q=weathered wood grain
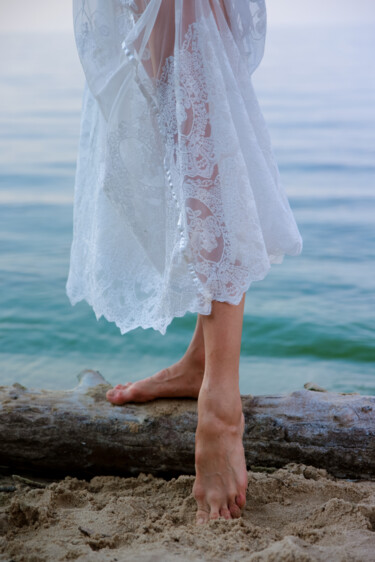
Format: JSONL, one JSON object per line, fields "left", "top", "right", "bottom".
{"left": 0, "top": 370, "right": 374, "bottom": 480}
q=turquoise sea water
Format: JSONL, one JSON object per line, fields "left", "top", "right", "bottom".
{"left": 0, "top": 25, "right": 374, "bottom": 394}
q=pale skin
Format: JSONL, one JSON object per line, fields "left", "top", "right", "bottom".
{"left": 107, "top": 3, "right": 247, "bottom": 523}
{"left": 106, "top": 295, "right": 248, "bottom": 524}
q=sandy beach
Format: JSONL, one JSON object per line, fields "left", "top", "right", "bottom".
{"left": 1, "top": 462, "right": 374, "bottom": 561}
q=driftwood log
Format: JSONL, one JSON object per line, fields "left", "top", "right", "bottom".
{"left": 0, "top": 370, "right": 374, "bottom": 480}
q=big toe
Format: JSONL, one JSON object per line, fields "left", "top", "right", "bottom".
{"left": 106, "top": 383, "right": 132, "bottom": 404}
{"left": 196, "top": 509, "right": 209, "bottom": 525}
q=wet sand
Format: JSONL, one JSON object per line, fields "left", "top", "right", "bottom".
{"left": 1, "top": 462, "right": 375, "bottom": 561}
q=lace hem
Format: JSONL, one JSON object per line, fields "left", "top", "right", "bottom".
{"left": 68, "top": 251, "right": 287, "bottom": 335}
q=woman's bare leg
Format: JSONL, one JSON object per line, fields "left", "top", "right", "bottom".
{"left": 106, "top": 294, "right": 248, "bottom": 522}
{"left": 106, "top": 315, "right": 205, "bottom": 404}
{"left": 193, "top": 295, "right": 248, "bottom": 523}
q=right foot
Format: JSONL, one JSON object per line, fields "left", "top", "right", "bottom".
{"left": 193, "top": 379, "right": 248, "bottom": 523}
{"left": 106, "top": 353, "right": 204, "bottom": 404}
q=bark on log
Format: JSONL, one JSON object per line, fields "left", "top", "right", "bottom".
{"left": 0, "top": 370, "right": 374, "bottom": 480}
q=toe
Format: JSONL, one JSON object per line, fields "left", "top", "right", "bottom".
{"left": 106, "top": 388, "right": 116, "bottom": 400}
{"left": 196, "top": 509, "right": 209, "bottom": 525}
{"left": 193, "top": 484, "right": 210, "bottom": 525}
{"left": 115, "top": 383, "right": 132, "bottom": 390}
{"left": 209, "top": 508, "right": 220, "bottom": 521}
{"left": 107, "top": 383, "right": 131, "bottom": 398}
{"left": 106, "top": 389, "right": 120, "bottom": 404}
{"left": 235, "top": 492, "right": 246, "bottom": 509}
{"left": 106, "top": 386, "right": 132, "bottom": 405}
{"left": 228, "top": 499, "right": 241, "bottom": 519}
{"left": 219, "top": 507, "right": 231, "bottom": 520}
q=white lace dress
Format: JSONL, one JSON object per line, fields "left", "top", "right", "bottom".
{"left": 66, "top": 0, "right": 303, "bottom": 334}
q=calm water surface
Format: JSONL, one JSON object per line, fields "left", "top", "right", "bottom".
{"left": 0, "top": 25, "right": 374, "bottom": 394}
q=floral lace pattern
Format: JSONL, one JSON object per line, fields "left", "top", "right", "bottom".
{"left": 66, "top": 0, "right": 303, "bottom": 334}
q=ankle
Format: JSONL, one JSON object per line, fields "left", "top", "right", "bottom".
{"left": 183, "top": 346, "right": 205, "bottom": 370}
{"left": 197, "top": 380, "right": 243, "bottom": 427}
{"left": 201, "top": 366, "right": 240, "bottom": 396}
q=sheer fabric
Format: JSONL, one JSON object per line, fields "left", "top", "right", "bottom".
{"left": 66, "top": 0, "right": 303, "bottom": 334}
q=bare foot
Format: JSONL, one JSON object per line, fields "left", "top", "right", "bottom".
{"left": 193, "top": 380, "right": 248, "bottom": 523}
{"left": 106, "top": 352, "right": 205, "bottom": 404}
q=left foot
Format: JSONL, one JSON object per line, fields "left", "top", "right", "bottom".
{"left": 106, "top": 352, "right": 204, "bottom": 404}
